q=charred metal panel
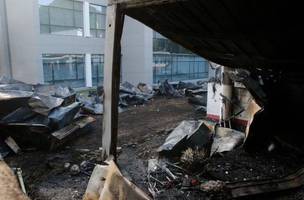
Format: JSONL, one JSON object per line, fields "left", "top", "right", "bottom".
{"left": 110, "top": 0, "right": 304, "bottom": 70}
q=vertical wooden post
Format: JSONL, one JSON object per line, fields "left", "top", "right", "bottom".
{"left": 102, "top": 4, "right": 124, "bottom": 160}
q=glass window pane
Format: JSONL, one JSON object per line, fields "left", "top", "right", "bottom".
{"left": 77, "top": 63, "right": 85, "bottom": 79}
{"left": 101, "top": 6, "right": 107, "bottom": 14}
{"left": 74, "top": 1, "right": 83, "bottom": 11}
{"left": 90, "top": 4, "right": 106, "bottom": 37}
{"left": 41, "top": 25, "right": 50, "bottom": 33}
{"left": 90, "top": 4, "right": 102, "bottom": 13}
{"left": 90, "top": 13, "right": 96, "bottom": 29}
{"left": 42, "top": 54, "right": 85, "bottom": 88}
{"left": 90, "top": 29, "right": 97, "bottom": 37}
{"left": 153, "top": 52, "right": 208, "bottom": 83}
{"left": 39, "top": 6, "right": 49, "bottom": 24}
{"left": 91, "top": 54, "right": 104, "bottom": 86}
{"left": 50, "top": 7, "right": 74, "bottom": 26}
{"left": 153, "top": 32, "right": 166, "bottom": 39}
{"left": 49, "top": 0, "right": 73, "bottom": 9}
{"left": 74, "top": 11, "right": 83, "bottom": 27}
{"left": 40, "top": 0, "right": 84, "bottom": 36}
{"left": 96, "top": 14, "right": 105, "bottom": 29}
{"left": 96, "top": 30, "right": 105, "bottom": 38}
{"left": 39, "top": 0, "right": 54, "bottom": 6}
{"left": 43, "top": 62, "right": 53, "bottom": 82}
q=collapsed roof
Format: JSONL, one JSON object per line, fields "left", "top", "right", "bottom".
{"left": 110, "top": 0, "right": 304, "bottom": 70}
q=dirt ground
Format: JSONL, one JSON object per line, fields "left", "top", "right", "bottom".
{"left": 5, "top": 96, "right": 304, "bottom": 200}
{"left": 5, "top": 97, "right": 200, "bottom": 200}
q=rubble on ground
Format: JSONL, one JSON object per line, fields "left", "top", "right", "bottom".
{"left": 78, "top": 80, "right": 207, "bottom": 116}
{"left": 157, "top": 80, "right": 183, "bottom": 98}
{"left": 5, "top": 74, "right": 300, "bottom": 200}
{"left": 143, "top": 115, "right": 304, "bottom": 199}
{"left": 145, "top": 118, "right": 248, "bottom": 199}
{"left": 0, "top": 76, "right": 95, "bottom": 158}
{"left": 3, "top": 94, "right": 304, "bottom": 200}
{"left": 155, "top": 80, "right": 208, "bottom": 113}
{"left": 78, "top": 81, "right": 155, "bottom": 115}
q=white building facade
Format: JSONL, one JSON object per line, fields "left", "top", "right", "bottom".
{"left": 0, "top": 0, "right": 209, "bottom": 88}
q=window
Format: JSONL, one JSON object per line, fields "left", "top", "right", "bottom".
{"left": 91, "top": 54, "right": 104, "bottom": 86}
{"left": 153, "top": 32, "right": 209, "bottom": 83}
{"left": 153, "top": 32, "right": 191, "bottom": 54}
{"left": 39, "top": 0, "right": 84, "bottom": 36}
{"left": 42, "top": 54, "right": 85, "bottom": 88}
{"left": 90, "top": 4, "right": 106, "bottom": 38}
{"left": 153, "top": 53, "right": 209, "bottom": 83}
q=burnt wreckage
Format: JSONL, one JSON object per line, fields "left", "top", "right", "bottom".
{"left": 2, "top": 1, "right": 304, "bottom": 199}
{"left": 102, "top": 0, "right": 304, "bottom": 155}
{"left": 95, "top": 0, "right": 304, "bottom": 198}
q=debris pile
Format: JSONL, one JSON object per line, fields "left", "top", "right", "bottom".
{"left": 78, "top": 81, "right": 155, "bottom": 115}
{"left": 157, "top": 120, "right": 244, "bottom": 158}
{"left": 156, "top": 80, "right": 208, "bottom": 111}
{"left": 146, "top": 158, "right": 226, "bottom": 199}
{"left": 77, "top": 90, "right": 103, "bottom": 115}
{"left": 78, "top": 80, "right": 206, "bottom": 116}
{"left": 0, "top": 76, "right": 95, "bottom": 157}
{"left": 157, "top": 80, "right": 183, "bottom": 98}
{"left": 119, "top": 81, "right": 154, "bottom": 107}
{"left": 146, "top": 119, "right": 248, "bottom": 199}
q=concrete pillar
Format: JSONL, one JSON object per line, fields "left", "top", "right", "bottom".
{"left": 85, "top": 53, "right": 92, "bottom": 87}
{"left": 84, "top": 1, "right": 93, "bottom": 87}
{"left": 83, "top": 1, "right": 90, "bottom": 37}
{"left": 121, "top": 16, "right": 153, "bottom": 85}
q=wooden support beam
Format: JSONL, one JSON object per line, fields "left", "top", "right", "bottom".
{"left": 102, "top": 4, "right": 124, "bottom": 160}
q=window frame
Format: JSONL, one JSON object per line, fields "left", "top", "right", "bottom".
{"left": 89, "top": 3, "right": 106, "bottom": 38}
{"left": 39, "top": 0, "right": 84, "bottom": 36}
{"left": 42, "top": 54, "right": 86, "bottom": 87}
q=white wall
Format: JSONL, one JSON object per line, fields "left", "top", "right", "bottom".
{"left": 2, "top": 0, "right": 154, "bottom": 86}
{"left": 0, "top": 0, "right": 11, "bottom": 77}
{"left": 39, "top": 0, "right": 106, "bottom": 55}
{"left": 5, "top": 0, "right": 43, "bottom": 84}
{"left": 121, "top": 16, "right": 153, "bottom": 85}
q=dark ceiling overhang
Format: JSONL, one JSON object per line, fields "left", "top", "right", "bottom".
{"left": 110, "top": 0, "right": 304, "bottom": 70}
